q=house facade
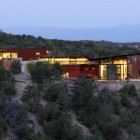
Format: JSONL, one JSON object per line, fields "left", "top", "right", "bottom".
{"left": 39, "top": 56, "right": 99, "bottom": 78}
{"left": 0, "top": 48, "right": 50, "bottom": 61}
{"left": 0, "top": 48, "right": 140, "bottom": 80}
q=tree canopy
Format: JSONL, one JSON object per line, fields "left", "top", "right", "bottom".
{"left": 0, "top": 32, "right": 140, "bottom": 57}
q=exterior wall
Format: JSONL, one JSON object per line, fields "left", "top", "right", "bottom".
{"left": 3, "top": 58, "right": 15, "bottom": 70}
{"left": 128, "top": 55, "right": 140, "bottom": 79}
{"left": 1, "top": 48, "right": 49, "bottom": 61}
{"left": 1, "top": 48, "right": 140, "bottom": 80}
{"left": 62, "top": 64, "right": 99, "bottom": 78}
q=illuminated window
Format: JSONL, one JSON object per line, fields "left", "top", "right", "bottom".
{"left": 100, "top": 65, "right": 107, "bottom": 79}
{"left": 39, "top": 57, "right": 90, "bottom": 65}
{"left": 36, "top": 52, "right": 40, "bottom": 56}
{"left": 11, "top": 53, "right": 18, "bottom": 58}
{"left": 63, "top": 72, "right": 69, "bottom": 78}
{"left": 48, "top": 58, "right": 55, "bottom": 64}
{"left": 3, "top": 53, "right": 10, "bottom": 58}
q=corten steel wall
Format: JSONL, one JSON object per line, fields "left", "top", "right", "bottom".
{"left": 128, "top": 55, "right": 140, "bottom": 79}
{"left": 1, "top": 48, "right": 48, "bottom": 61}
{"left": 62, "top": 64, "right": 99, "bottom": 78}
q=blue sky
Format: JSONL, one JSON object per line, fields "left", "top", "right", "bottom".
{"left": 0, "top": 0, "right": 140, "bottom": 28}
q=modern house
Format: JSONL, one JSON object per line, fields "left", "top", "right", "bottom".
{"left": 39, "top": 53, "right": 140, "bottom": 80}
{"left": 0, "top": 48, "right": 140, "bottom": 80}
{"left": 0, "top": 48, "right": 49, "bottom": 71}
{"left": 0, "top": 48, "right": 50, "bottom": 60}
{"left": 39, "top": 56, "right": 99, "bottom": 78}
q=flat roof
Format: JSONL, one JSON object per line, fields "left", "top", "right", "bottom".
{"left": 89, "top": 53, "right": 140, "bottom": 61}
{"left": 40, "top": 55, "right": 89, "bottom": 59}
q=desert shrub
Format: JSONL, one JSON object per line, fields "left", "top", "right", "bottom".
{"left": 44, "top": 83, "right": 61, "bottom": 101}
{"left": 101, "top": 121, "right": 121, "bottom": 140}
{"left": 22, "top": 85, "right": 40, "bottom": 112}
{"left": 38, "top": 101, "right": 82, "bottom": 140}
{"left": 0, "top": 94, "right": 7, "bottom": 112}
{"left": 93, "top": 135, "right": 105, "bottom": 140}
{"left": 0, "top": 92, "right": 9, "bottom": 138}
{"left": 27, "top": 61, "right": 35, "bottom": 73}
{"left": 72, "top": 77, "right": 94, "bottom": 110}
{"left": 133, "top": 107, "right": 140, "bottom": 125}
{"left": 38, "top": 102, "right": 61, "bottom": 124}
{"left": 96, "top": 103, "right": 114, "bottom": 128}
{"left": 120, "top": 110, "right": 135, "bottom": 126}
{"left": 128, "top": 124, "right": 140, "bottom": 140}
{"left": 1, "top": 81, "right": 16, "bottom": 95}
{"left": 110, "top": 94, "right": 122, "bottom": 115}
{"left": 120, "top": 83, "right": 137, "bottom": 96}
{"left": 56, "top": 90, "right": 70, "bottom": 110}
{"left": 44, "top": 82, "right": 69, "bottom": 109}
{"left": 43, "top": 113, "right": 82, "bottom": 140}
{"left": 11, "top": 59, "right": 21, "bottom": 74}
{"left": 0, "top": 64, "right": 6, "bottom": 80}
{"left": 120, "top": 94, "right": 132, "bottom": 108}
{"left": 14, "top": 124, "right": 38, "bottom": 140}
{"left": 30, "top": 62, "right": 52, "bottom": 83}
{"left": 0, "top": 117, "right": 8, "bottom": 137}
{"left": 30, "top": 62, "right": 64, "bottom": 84}
{"left": 4, "top": 102, "right": 27, "bottom": 128}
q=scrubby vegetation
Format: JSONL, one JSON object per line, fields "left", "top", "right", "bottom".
{"left": 1, "top": 31, "right": 140, "bottom": 139}
{"left": 0, "top": 31, "right": 140, "bottom": 57}
{"left": 72, "top": 78, "right": 140, "bottom": 140}
{"left": 23, "top": 62, "right": 140, "bottom": 140}
{"left": 1, "top": 60, "right": 140, "bottom": 139}
{"left": 30, "top": 62, "right": 64, "bottom": 84}
{"left": 10, "top": 59, "right": 22, "bottom": 74}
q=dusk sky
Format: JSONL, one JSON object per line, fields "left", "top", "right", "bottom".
{"left": 0, "top": 0, "right": 140, "bottom": 28}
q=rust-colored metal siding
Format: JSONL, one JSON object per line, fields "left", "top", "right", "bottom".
{"left": 128, "top": 55, "right": 140, "bottom": 79}
{"left": 1, "top": 48, "right": 48, "bottom": 61}
{"left": 62, "top": 64, "right": 99, "bottom": 78}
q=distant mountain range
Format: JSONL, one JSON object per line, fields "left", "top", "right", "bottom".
{"left": 1, "top": 24, "right": 140, "bottom": 42}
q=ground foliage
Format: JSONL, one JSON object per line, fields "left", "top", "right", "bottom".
{"left": 30, "top": 62, "right": 64, "bottom": 84}
{"left": 1, "top": 52, "right": 140, "bottom": 139}
{"left": 72, "top": 78, "right": 140, "bottom": 140}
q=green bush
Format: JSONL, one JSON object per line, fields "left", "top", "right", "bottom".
{"left": 38, "top": 102, "right": 61, "bottom": 124}
{"left": 27, "top": 61, "right": 35, "bottom": 73}
{"left": 120, "top": 94, "right": 132, "bottom": 107}
{"left": 0, "top": 64, "right": 6, "bottom": 80}
{"left": 4, "top": 102, "right": 27, "bottom": 128}
{"left": 43, "top": 113, "right": 82, "bottom": 140}
{"left": 120, "top": 83, "right": 137, "bottom": 96}
{"left": 11, "top": 59, "right": 21, "bottom": 74}
{"left": 0, "top": 117, "right": 8, "bottom": 137}
{"left": 30, "top": 62, "right": 64, "bottom": 84}
{"left": 120, "top": 110, "right": 135, "bottom": 126}
{"left": 72, "top": 77, "right": 94, "bottom": 110}
{"left": 14, "top": 124, "right": 38, "bottom": 140}
{"left": 22, "top": 85, "right": 40, "bottom": 112}
{"left": 1, "top": 81, "right": 16, "bottom": 95}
